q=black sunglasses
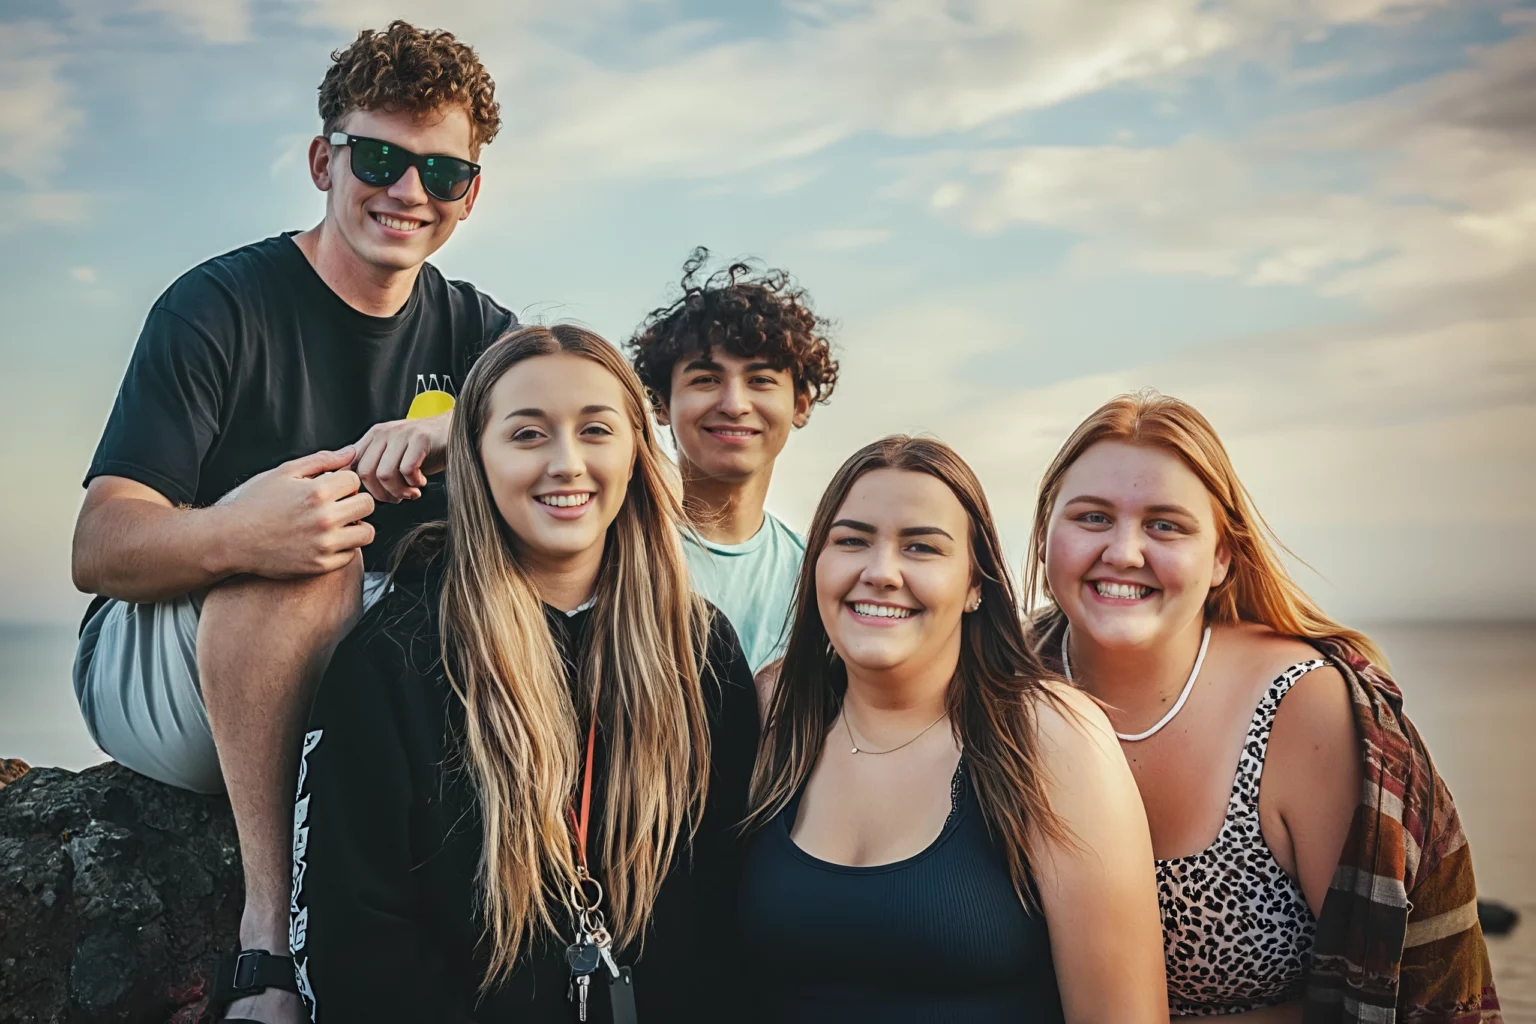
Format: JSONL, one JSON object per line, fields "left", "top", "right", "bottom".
{"left": 328, "top": 132, "right": 480, "bottom": 202}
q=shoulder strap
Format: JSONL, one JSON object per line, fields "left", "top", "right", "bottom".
{"left": 1225, "top": 660, "right": 1329, "bottom": 824}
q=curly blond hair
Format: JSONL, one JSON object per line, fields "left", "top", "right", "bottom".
{"left": 319, "top": 20, "right": 501, "bottom": 154}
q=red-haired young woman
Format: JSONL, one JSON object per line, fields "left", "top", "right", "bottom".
{"left": 1027, "top": 391, "right": 1499, "bottom": 1024}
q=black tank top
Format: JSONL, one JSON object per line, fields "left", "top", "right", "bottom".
{"left": 738, "top": 761, "right": 1065, "bottom": 1023}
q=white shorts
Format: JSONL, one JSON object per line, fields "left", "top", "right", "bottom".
{"left": 72, "top": 572, "right": 390, "bottom": 794}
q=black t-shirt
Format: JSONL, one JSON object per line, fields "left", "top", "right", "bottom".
{"left": 291, "top": 572, "right": 761, "bottom": 1023}
{"left": 85, "top": 232, "right": 516, "bottom": 571}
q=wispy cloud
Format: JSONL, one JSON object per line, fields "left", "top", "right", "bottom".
{"left": 0, "top": 23, "right": 82, "bottom": 190}
{"left": 137, "top": 0, "right": 252, "bottom": 43}
{"left": 894, "top": 30, "right": 1536, "bottom": 315}
{"left": 5, "top": 191, "right": 91, "bottom": 232}
{"left": 58, "top": 0, "right": 253, "bottom": 43}
{"left": 807, "top": 227, "right": 891, "bottom": 251}
{"left": 270, "top": 133, "right": 314, "bottom": 178}
{"left": 299, "top": 0, "right": 1458, "bottom": 191}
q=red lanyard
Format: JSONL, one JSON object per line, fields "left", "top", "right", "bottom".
{"left": 570, "top": 718, "right": 597, "bottom": 872}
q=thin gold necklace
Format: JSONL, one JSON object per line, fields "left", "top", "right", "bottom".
{"left": 841, "top": 703, "right": 948, "bottom": 755}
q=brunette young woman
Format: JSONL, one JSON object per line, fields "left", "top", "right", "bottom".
{"left": 739, "top": 436, "right": 1168, "bottom": 1024}
{"left": 1027, "top": 391, "right": 1499, "bottom": 1024}
{"left": 288, "top": 325, "right": 759, "bottom": 1022}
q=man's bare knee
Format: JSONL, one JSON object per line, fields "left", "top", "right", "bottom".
{"left": 199, "top": 556, "right": 364, "bottom": 662}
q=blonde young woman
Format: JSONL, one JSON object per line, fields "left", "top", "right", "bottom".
{"left": 1027, "top": 392, "right": 1499, "bottom": 1023}
{"left": 740, "top": 436, "right": 1167, "bottom": 1024}
{"left": 289, "top": 326, "right": 759, "bottom": 1022}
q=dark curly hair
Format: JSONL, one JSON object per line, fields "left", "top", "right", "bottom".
{"left": 318, "top": 21, "right": 501, "bottom": 153}
{"left": 628, "top": 248, "right": 839, "bottom": 415}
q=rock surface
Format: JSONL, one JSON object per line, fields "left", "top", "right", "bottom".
{"left": 0, "top": 762, "right": 241, "bottom": 1024}
{"left": 1478, "top": 899, "right": 1521, "bottom": 938}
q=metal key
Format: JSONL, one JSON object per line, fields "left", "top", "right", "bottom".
{"left": 596, "top": 942, "right": 621, "bottom": 980}
{"left": 587, "top": 926, "right": 621, "bottom": 980}
{"left": 575, "top": 973, "right": 591, "bottom": 1021}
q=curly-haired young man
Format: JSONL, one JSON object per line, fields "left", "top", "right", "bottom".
{"left": 69, "top": 23, "right": 514, "bottom": 1022}
{"left": 629, "top": 249, "right": 838, "bottom": 677}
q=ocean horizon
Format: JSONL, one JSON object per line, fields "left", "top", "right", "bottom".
{"left": 2, "top": 617, "right": 1531, "bottom": 1015}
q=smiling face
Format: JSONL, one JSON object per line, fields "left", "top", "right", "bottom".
{"left": 479, "top": 353, "right": 637, "bottom": 573}
{"left": 1044, "top": 440, "right": 1230, "bottom": 651}
{"left": 660, "top": 349, "right": 810, "bottom": 484}
{"left": 311, "top": 104, "right": 481, "bottom": 274}
{"left": 816, "top": 468, "right": 981, "bottom": 676}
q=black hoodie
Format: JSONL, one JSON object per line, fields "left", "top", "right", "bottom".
{"left": 291, "top": 573, "right": 760, "bottom": 1023}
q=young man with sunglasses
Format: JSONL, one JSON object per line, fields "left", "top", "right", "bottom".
{"left": 69, "top": 22, "right": 512, "bottom": 1023}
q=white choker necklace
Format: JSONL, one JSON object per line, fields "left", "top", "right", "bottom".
{"left": 1061, "top": 624, "right": 1212, "bottom": 742}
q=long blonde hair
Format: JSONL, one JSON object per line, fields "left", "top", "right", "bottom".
{"left": 745, "top": 436, "right": 1074, "bottom": 907}
{"left": 429, "top": 324, "right": 711, "bottom": 986}
{"left": 1024, "top": 390, "right": 1386, "bottom": 665}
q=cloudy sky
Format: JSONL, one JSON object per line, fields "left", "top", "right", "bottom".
{"left": 2, "top": 0, "right": 1532, "bottom": 626}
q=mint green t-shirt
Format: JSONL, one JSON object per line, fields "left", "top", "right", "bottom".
{"left": 682, "top": 512, "right": 806, "bottom": 673}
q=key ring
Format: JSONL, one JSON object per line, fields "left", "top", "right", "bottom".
{"left": 569, "top": 873, "right": 604, "bottom": 914}
{"left": 579, "top": 907, "right": 607, "bottom": 936}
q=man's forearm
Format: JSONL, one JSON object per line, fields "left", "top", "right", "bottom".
{"left": 73, "top": 497, "right": 239, "bottom": 604}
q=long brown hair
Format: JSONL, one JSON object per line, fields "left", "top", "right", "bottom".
{"left": 1024, "top": 389, "right": 1386, "bottom": 665}
{"left": 429, "top": 324, "right": 711, "bottom": 987}
{"left": 744, "top": 435, "right": 1073, "bottom": 905}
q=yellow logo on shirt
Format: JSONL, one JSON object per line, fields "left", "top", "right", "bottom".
{"left": 407, "top": 390, "right": 455, "bottom": 419}
{"left": 408, "top": 373, "right": 456, "bottom": 419}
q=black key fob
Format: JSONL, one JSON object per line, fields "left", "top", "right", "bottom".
{"left": 566, "top": 941, "right": 601, "bottom": 976}
{"left": 594, "top": 966, "right": 636, "bottom": 1024}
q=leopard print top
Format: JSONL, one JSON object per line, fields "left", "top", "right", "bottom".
{"left": 1157, "top": 659, "right": 1326, "bottom": 1016}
